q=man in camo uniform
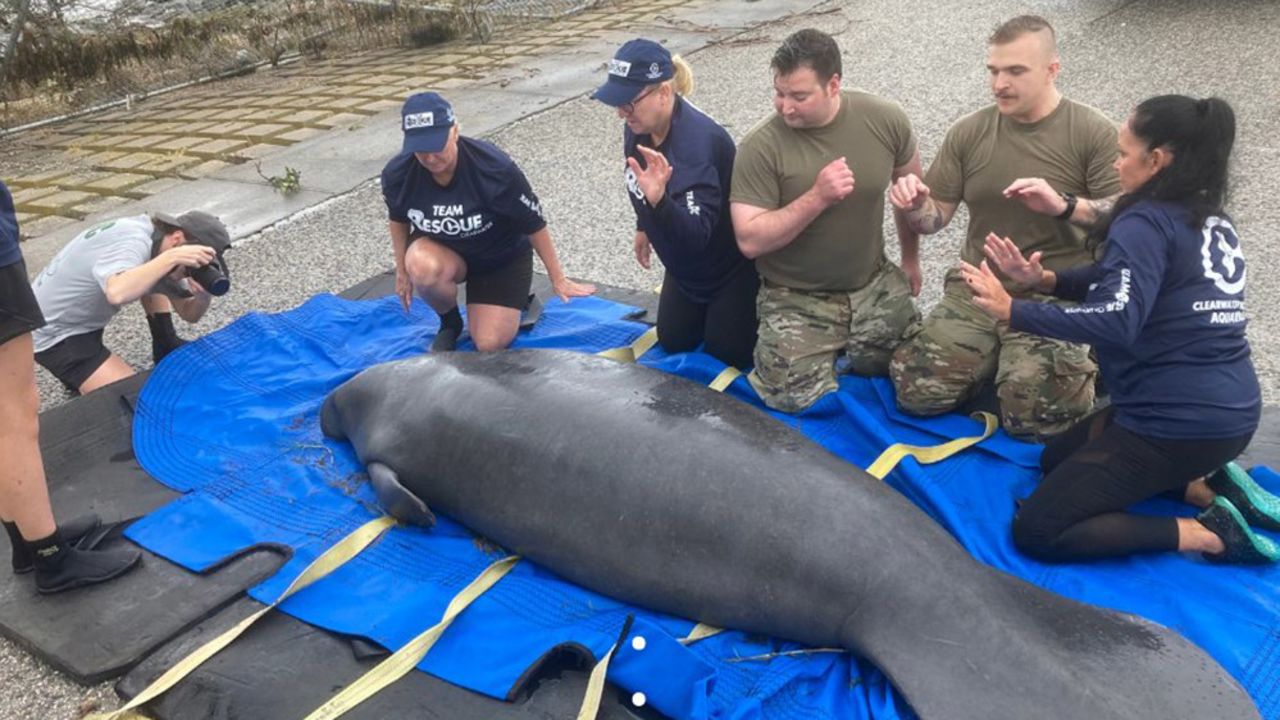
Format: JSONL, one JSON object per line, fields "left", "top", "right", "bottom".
{"left": 888, "top": 16, "right": 1121, "bottom": 439}
{"left": 730, "top": 29, "right": 924, "bottom": 413}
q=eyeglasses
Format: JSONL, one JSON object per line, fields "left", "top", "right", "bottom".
{"left": 619, "top": 86, "right": 660, "bottom": 115}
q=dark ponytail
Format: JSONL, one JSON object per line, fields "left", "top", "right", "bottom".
{"left": 1090, "top": 95, "right": 1235, "bottom": 251}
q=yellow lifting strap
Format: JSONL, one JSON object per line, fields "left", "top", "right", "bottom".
{"left": 303, "top": 555, "right": 520, "bottom": 720}
{"left": 707, "top": 367, "right": 742, "bottom": 393}
{"left": 864, "top": 412, "right": 999, "bottom": 480}
{"left": 86, "top": 515, "right": 396, "bottom": 720}
{"left": 680, "top": 622, "right": 724, "bottom": 644}
{"left": 596, "top": 326, "right": 659, "bottom": 363}
{"left": 576, "top": 617, "right": 638, "bottom": 720}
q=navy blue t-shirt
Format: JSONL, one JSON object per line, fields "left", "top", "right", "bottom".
{"left": 1012, "top": 200, "right": 1260, "bottom": 439}
{"left": 1, "top": 180, "right": 21, "bottom": 268}
{"left": 381, "top": 137, "right": 546, "bottom": 274}
{"left": 625, "top": 96, "right": 748, "bottom": 302}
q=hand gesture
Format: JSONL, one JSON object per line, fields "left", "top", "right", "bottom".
{"left": 959, "top": 260, "right": 1012, "bottom": 322}
{"left": 812, "top": 157, "right": 855, "bottom": 206}
{"left": 626, "top": 145, "right": 673, "bottom": 208}
{"left": 633, "top": 231, "right": 652, "bottom": 270}
{"left": 889, "top": 173, "right": 930, "bottom": 211}
{"left": 395, "top": 266, "right": 413, "bottom": 314}
{"left": 553, "top": 277, "right": 597, "bottom": 304}
{"left": 1003, "top": 178, "right": 1068, "bottom": 217}
{"left": 163, "top": 244, "right": 215, "bottom": 269}
{"left": 982, "top": 232, "right": 1043, "bottom": 292}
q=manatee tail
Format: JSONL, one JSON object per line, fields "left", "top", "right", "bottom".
{"left": 847, "top": 568, "right": 1259, "bottom": 720}
{"left": 367, "top": 462, "right": 436, "bottom": 528}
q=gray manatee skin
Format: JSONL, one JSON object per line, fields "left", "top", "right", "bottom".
{"left": 321, "top": 349, "right": 1259, "bottom": 720}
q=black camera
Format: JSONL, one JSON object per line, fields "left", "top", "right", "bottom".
{"left": 189, "top": 258, "right": 230, "bottom": 296}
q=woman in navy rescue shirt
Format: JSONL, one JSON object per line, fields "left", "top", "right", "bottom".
{"left": 592, "top": 39, "right": 757, "bottom": 369}
{"left": 383, "top": 92, "right": 594, "bottom": 352}
{"left": 962, "top": 95, "right": 1277, "bottom": 565}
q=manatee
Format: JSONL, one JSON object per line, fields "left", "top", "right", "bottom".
{"left": 321, "top": 349, "right": 1259, "bottom": 720}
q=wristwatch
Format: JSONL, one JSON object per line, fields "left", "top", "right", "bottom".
{"left": 1055, "top": 192, "right": 1078, "bottom": 220}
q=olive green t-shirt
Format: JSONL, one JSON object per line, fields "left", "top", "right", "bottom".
{"left": 925, "top": 98, "right": 1121, "bottom": 275}
{"left": 731, "top": 90, "right": 916, "bottom": 291}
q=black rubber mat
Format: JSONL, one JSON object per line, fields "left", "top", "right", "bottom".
{"left": 0, "top": 373, "right": 287, "bottom": 683}
{"left": 118, "top": 597, "right": 654, "bottom": 720}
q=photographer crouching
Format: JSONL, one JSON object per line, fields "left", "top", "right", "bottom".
{"left": 30, "top": 210, "right": 231, "bottom": 395}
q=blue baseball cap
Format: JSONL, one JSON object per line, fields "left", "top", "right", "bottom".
{"left": 400, "top": 92, "right": 456, "bottom": 153}
{"left": 591, "top": 39, "right": 673, "bottom": 107}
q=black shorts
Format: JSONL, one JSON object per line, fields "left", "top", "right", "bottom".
{"left": 0, "top": 259, "right": 45, "bottom": 347}
{"left": 464, "top": 246, "right": 533, "bottom": 310}
{"left": 34, "top": 329, "right": 111, "bottom": 392}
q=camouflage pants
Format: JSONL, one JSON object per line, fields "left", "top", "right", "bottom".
{"left": 889, "top": 275, "right": 1097, "bottom": 439}
{"left": 749, "top": 261, "right": 921, "bottom": 413}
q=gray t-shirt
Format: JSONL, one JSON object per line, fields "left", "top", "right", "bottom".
{"left": 31, "top": 215, "right": 157, "bottom": 352}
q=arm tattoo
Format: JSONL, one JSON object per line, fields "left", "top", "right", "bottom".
{"left": 1071, "top": 194, "right": 1118, "bottom": 229}
{"left": 908, "top": 200, "right": 947, "bottom": 235}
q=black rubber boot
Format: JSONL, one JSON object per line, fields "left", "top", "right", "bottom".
{"left": 430, "top": 307, "right": 463, "bottom": 353}
{"left": 1198, "top": 497, "right": 1280, "bottom": 565}
{"left": 148, "top": 311, "right": 188, "bottom": 363}
{"left": 31, "top": 532, "right": 141, "bottom": 594}
{"left": 1206, "top": 463, "right": 1280, "bottom": 532}
{"left": 7, "top": 514, "right": 102, "bottom": 574}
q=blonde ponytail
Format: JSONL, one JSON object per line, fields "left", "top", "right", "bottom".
{"left": 670, "top": 55, "right": 695, "bottom": 97}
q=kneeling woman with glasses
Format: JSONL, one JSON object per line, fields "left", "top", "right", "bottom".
{"left": 592, "top": 39, "right": 758, "bottom": 369}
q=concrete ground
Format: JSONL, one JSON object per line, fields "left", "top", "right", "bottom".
{"left": 1, "top": 0, "right": 1277, "bottom": 717}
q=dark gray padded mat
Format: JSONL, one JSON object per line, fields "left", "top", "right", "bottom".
{"left": 0, "top": 373, "right": 287, "bottom": 684}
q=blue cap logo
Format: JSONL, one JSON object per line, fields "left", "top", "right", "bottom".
{"left": 608, "top": 59, "right": 632, "bottom": 77}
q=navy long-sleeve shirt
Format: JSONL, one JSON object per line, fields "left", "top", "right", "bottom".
{"left": 1011, "top": 200, "right": 1259, "bottom": 439}
{"left": 624, "top": 96, "right": 749, "bottom": 302}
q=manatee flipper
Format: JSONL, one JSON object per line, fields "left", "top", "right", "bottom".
{"left": 367, "top": 462, "right": 436, "bottom": 528}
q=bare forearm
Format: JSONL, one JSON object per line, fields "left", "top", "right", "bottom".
{"left": 1069, "top": 194, "right": 1118, "bottom": 229}
{"left": 104, "top": 257, "right": 177, "bottom": 306}
{"left": 734, "top": 191, "right": 827, "bottom": 259}
{"left": 893, "top": 208, "right": 920, "bottom": 263}
{"left": 389, "top": 221, "right": 410, "bottom": 271}
{"left": 528, "top": 227, "right": 566, "bottom": 283}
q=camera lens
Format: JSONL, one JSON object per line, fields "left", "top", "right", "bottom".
{"left": 190, "top": 262, "right": 230, "bottom": 296}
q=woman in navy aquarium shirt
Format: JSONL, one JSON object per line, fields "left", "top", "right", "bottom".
{"left": 383, "top": 92, "right": 594, "bottom": 352}
{"left": 961, "top": 95, "right": 1276, "bottom": 565}
{"left": 592, "top": 39, "right": 757, "bottom": 369}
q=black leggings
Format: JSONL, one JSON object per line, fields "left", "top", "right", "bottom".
{"left": 656, "top": 263, "right": 758, "bottom": 370}
{"left": 1013, "top": 407, "right": 1253, "bottom": 562}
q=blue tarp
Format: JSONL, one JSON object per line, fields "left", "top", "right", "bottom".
{"left": 128, "top": 293, "right": 1280, "bottom": 719}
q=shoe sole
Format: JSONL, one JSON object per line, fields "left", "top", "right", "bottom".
{"left": 1212, "top": 463, "right": 1280, "bottom": 531}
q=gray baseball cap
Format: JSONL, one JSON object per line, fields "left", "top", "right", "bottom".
{"left": 154, "top": 210, "right": 231, "bottom": 253}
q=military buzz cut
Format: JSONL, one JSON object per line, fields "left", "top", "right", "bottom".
{"left": 988, "top": 14, "right": 1057, "bottom": 50}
